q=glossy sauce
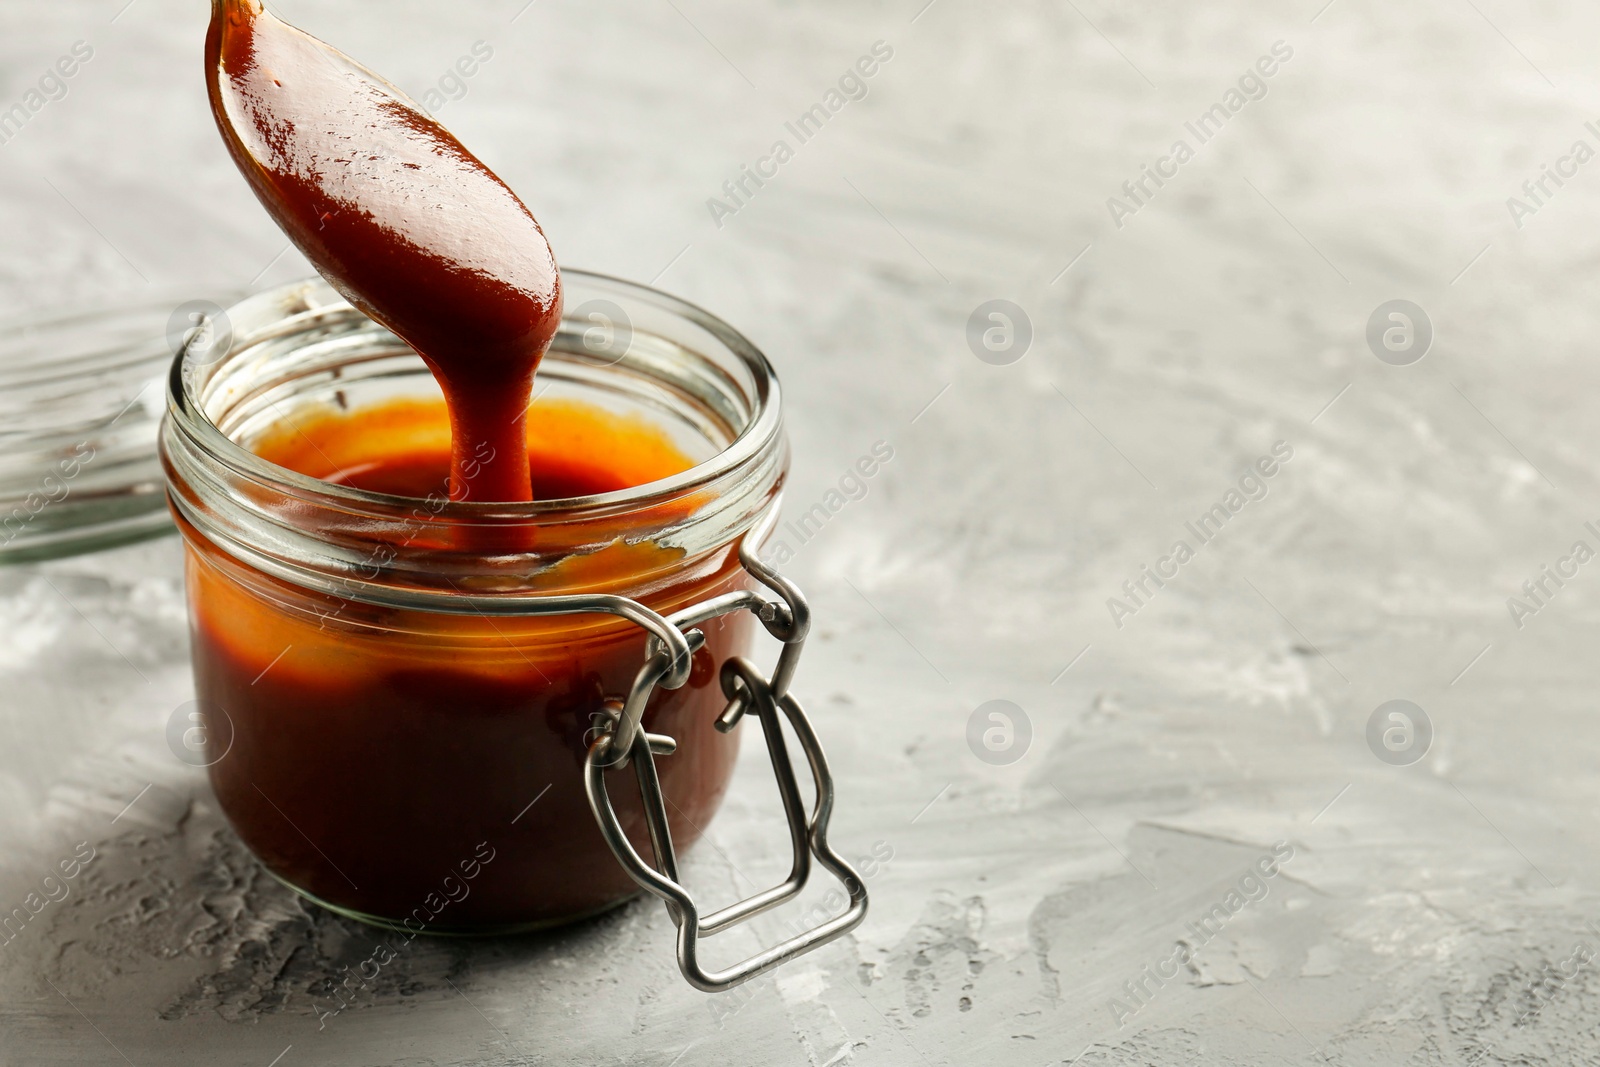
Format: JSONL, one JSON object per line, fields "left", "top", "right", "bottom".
{"left": 206, "top": 0, "right": 560, "bottom": 503}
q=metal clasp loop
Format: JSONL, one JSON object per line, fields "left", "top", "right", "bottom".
{"left": 583, "top": 519, "right": 868, "bottom": 992}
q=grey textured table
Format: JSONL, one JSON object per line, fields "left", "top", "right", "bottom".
{"left": 5, "top": 1, "right": 1600, "bottom": 1064}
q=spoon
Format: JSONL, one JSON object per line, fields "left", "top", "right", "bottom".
{"left": 206, "top": 0, "right": 561, "bottom": 504}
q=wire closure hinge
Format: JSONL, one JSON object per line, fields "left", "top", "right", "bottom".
{"left": 583, "top": 530, "right": 868, "bottom": 992}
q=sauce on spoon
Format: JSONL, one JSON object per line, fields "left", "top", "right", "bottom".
{"left": 206, "top": 0, "right": 560, "bottom": 503}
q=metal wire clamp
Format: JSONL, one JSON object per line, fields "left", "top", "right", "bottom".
{"left": 583, "top": 519, "right": 869, "bottom": 992}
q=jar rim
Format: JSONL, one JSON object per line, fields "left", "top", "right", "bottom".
{"left": 161, "top": 269, "right": 788, "bottom": 608}
{"left": 165, "top": 269, "right": 783, "bottom": 523}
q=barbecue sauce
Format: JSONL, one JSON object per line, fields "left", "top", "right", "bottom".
{"left": 183, "top": 398, "right": 746, "bottom": 928}
{"left": 206, "top": 0, "right": 560, "bottom": 503}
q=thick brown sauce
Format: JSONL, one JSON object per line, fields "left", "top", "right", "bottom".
{"left": 207, "top": 0, "right": 560, "bottom": 503}
{"left": 187, "top": 399, "right": 745, "bottom": 927}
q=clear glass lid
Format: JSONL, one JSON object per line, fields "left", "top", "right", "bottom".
{"left": 0, "top": 294, "right": 210, "bottom": 563}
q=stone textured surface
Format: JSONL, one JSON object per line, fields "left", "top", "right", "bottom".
{"left": 4, "top": 0, "right": 1600, "bottom": 1064}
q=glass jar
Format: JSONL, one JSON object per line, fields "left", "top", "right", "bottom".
{"left": 159, "top": 274, "right": 865, "bottom": 988}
